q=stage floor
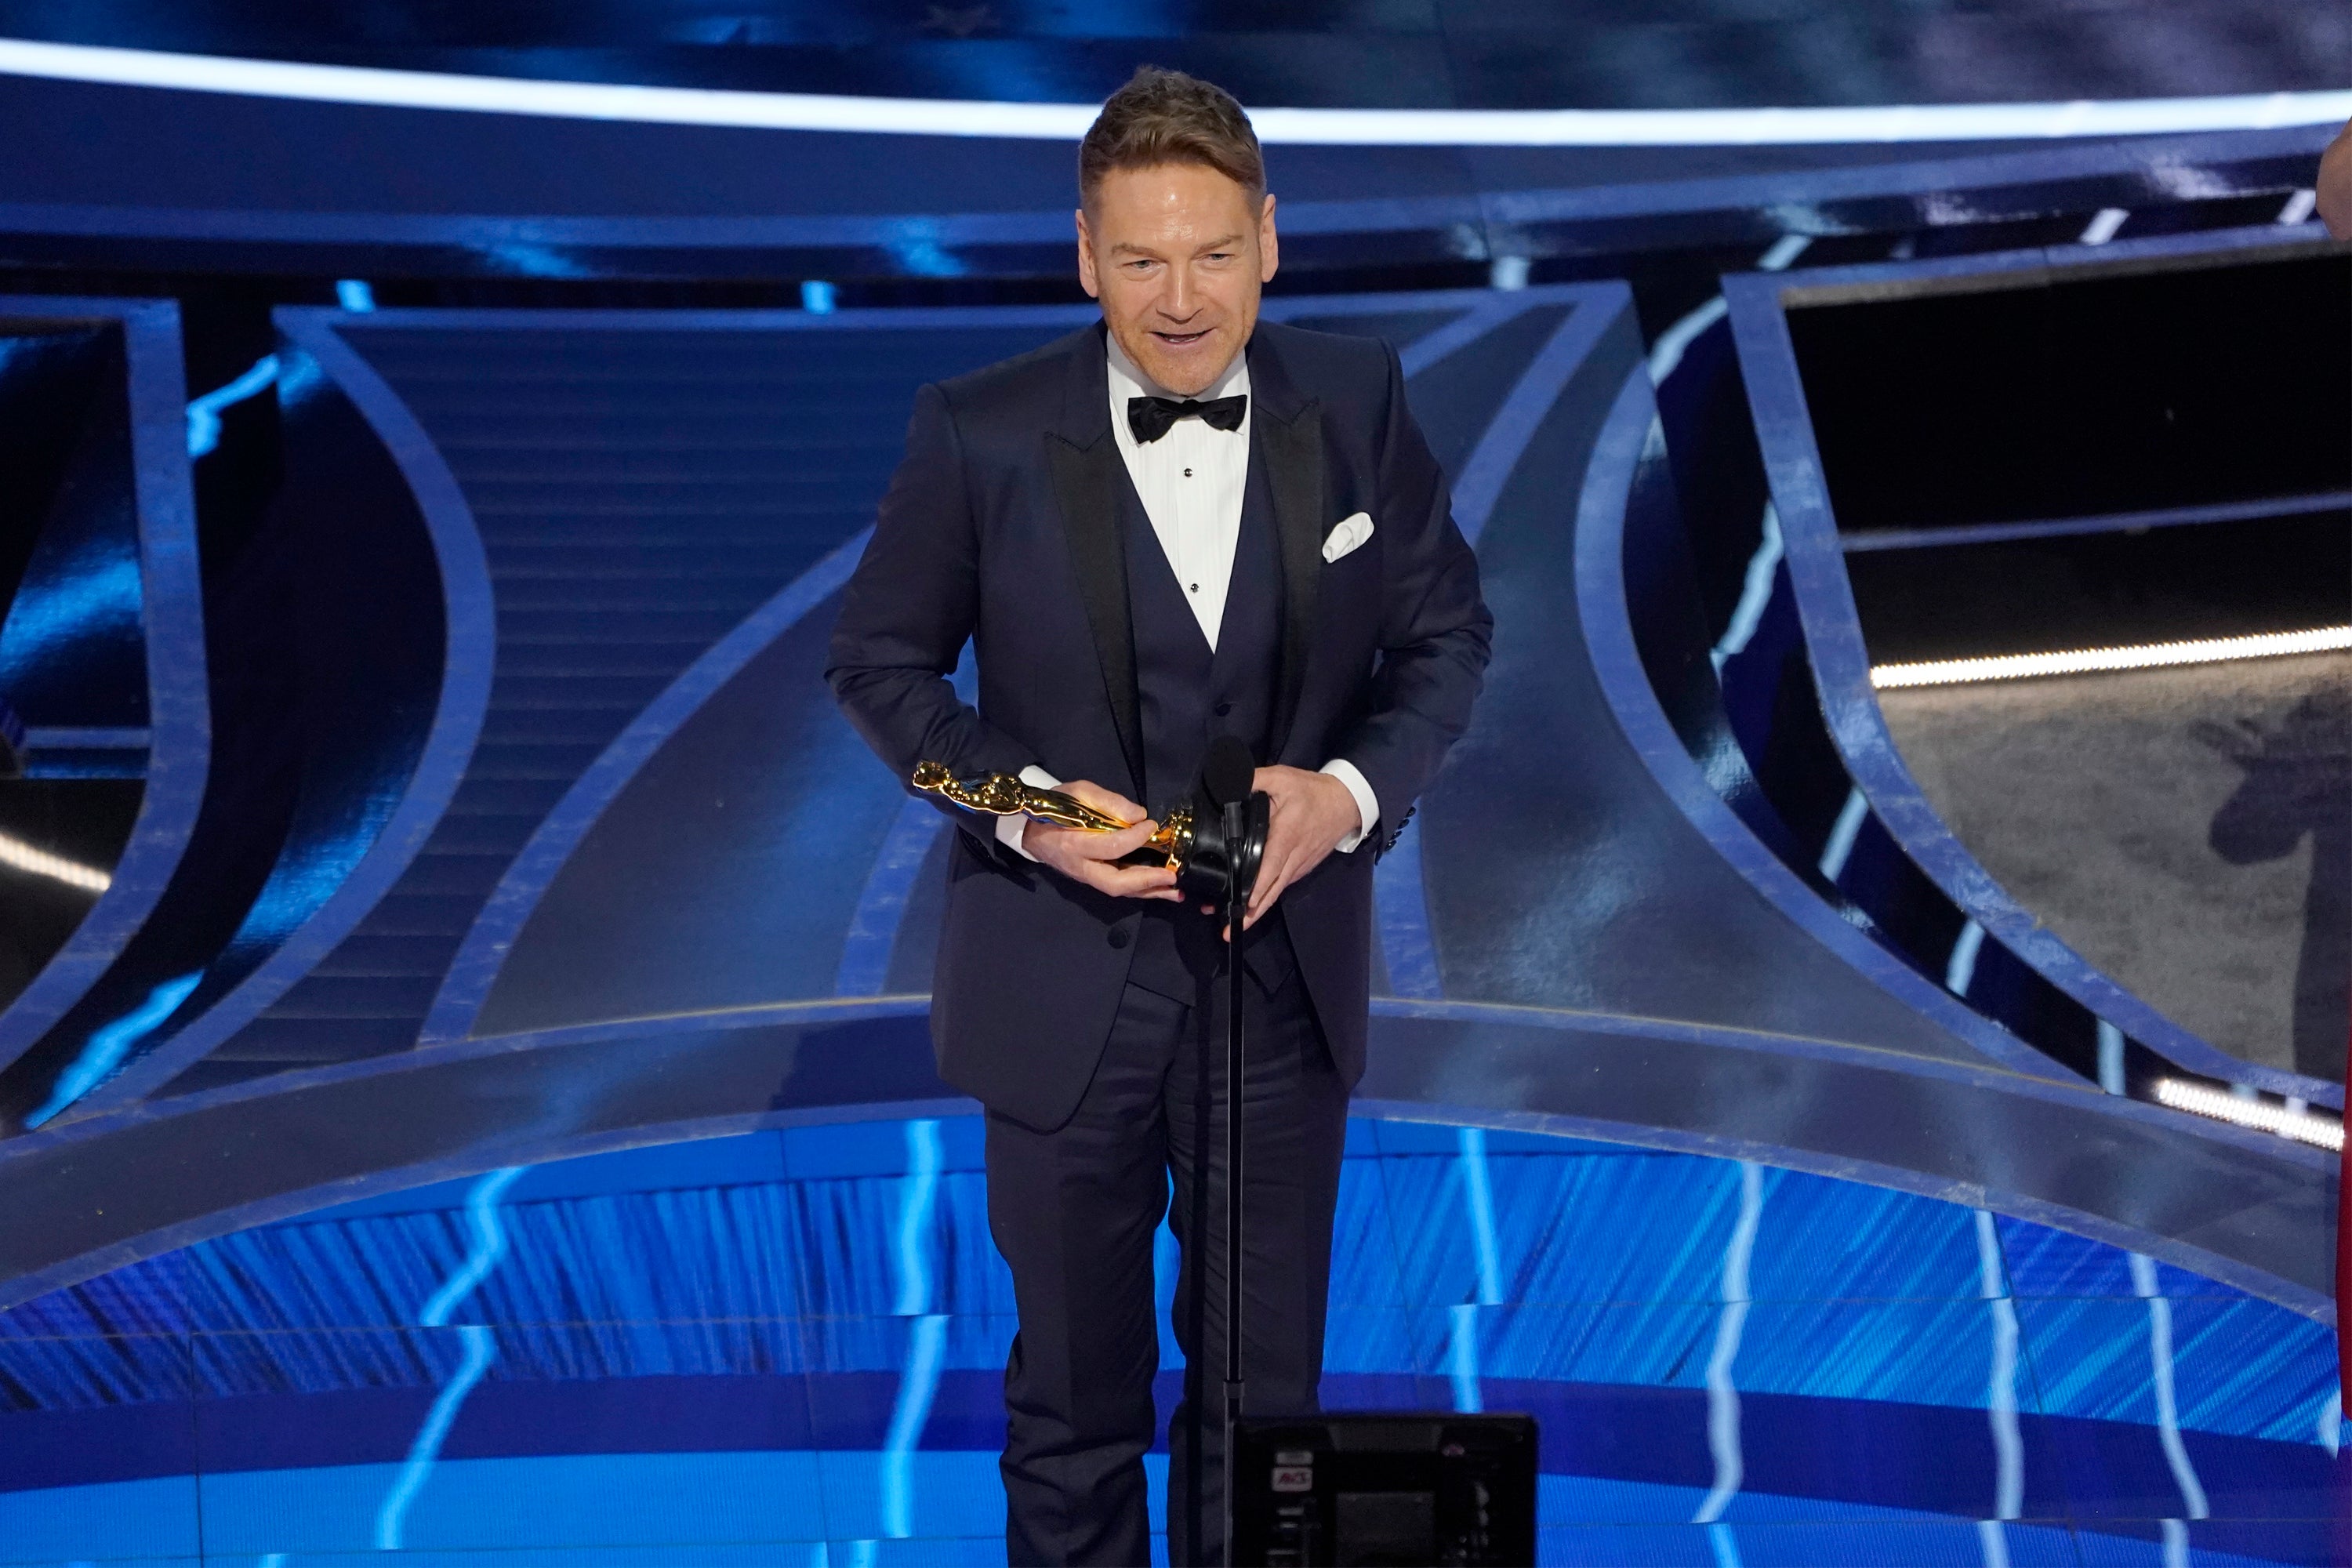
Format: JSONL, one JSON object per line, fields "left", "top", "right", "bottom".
{"left": 1, "top": 1115, "right": 2342, "bottom": 1566}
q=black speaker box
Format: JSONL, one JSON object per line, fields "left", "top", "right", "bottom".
{"left": 1231, "top": 1412, "right": 1538, "bottom": 1566}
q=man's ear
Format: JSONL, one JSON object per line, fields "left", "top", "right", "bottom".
{"left": 1258, "top": 193, "right": 1279, "bottom": 284}
{"left": 1076, "top": 208, "right": 1101, "bottom": 299}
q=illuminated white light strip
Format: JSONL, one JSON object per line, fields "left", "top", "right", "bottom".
{"left": 0, "top": 829, "right": 111, "bottom": 892}
{"left": 2097, "top": 1020, "right": 2126, "bottom": 1094}
{"left": 1817, "top": 786, "right": 1868, "bottom": 880}
{"left": 1693, "top": 1160, "right": 1762, "bottom": 1528}
{"left": 1946, "top": 919, "right": 1986, "bottom": 997}
{"left": 0, "top": 39, "right": 2346, "bottom": 144}
{"left": 2078, "top": 205, "right": 2130, "bottom": 244}
{"left": 1447, "top": 1302, "right": 1485, "bottom": 1414}
{"left": 2278, "top": 188, "right": 2319, "bottom": 224}
{"left": 376, "top": 1165, "right": 528, "bottom": 1552}
{"left": 1457, "top": 1126, "right": 1504, "bottom": 1306}
{"left": 1974, "top": 1212, "right": 2024, "bottom": 1523}
{"left": 880, "top": 1120, "right": 947, "bottom": 1543}
{"left": 185, "top": 351, "right": 279, "bottom": 458}
{"left": 2156, "top": 1077, "right": 2345, "bottom": 1150}
{"left": 1871, "top": 625, "right": 2352, "bottom": 688}
{"left": 2129, "top": 1251, "right": 2211, "bottom": 1538}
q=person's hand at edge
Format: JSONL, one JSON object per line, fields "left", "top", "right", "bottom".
{"left": 1224, "top": 764, "right": 1363, "bottom": 932}
{"left": 2320, "top": 118, "right": 2352, "bottom": 240}
{"left": 1023, "top": 779, "right": 1181, "bottom": 901}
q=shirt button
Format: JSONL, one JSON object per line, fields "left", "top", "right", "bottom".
{"left": 1189, "top": 583, "right": 1200, "bottom": 593}
{"left": 1183, "top": 467, "right": 1192, "bottom": 477}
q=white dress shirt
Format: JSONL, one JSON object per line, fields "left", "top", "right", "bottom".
{"left": 1000, "top": 335, "right": 1378, "bottom": 857}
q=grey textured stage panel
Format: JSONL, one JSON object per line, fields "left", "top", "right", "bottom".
{"left": 1881, "top": 651, "right": 2350, "bottom": 1082}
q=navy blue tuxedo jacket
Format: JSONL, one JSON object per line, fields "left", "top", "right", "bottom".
{"left": 827, "top": 318, "right": 1490, "bottom": 1129}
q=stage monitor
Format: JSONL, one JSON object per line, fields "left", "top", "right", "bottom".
{"left": 1233, "top": 1412, "right": 1538, "bottom": 1566}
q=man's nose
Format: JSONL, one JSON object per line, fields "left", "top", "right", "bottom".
{"left": 1158, "top": 267, "right": 1198, "bottom": 321}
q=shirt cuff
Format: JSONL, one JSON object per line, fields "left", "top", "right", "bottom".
{"left": 1319, "top": 758, "right": 1380, "bottom": 853}
{"left": 995, "top": 764, "right": 1062, "bottom": 861}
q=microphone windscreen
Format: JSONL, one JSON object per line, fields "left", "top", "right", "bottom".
{"left": 1202, "top": 735, "right": 1258, "bottom": 808}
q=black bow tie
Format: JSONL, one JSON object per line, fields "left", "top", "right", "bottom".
{"left": 1127, "top": 393, "right": 1247, "bottom": 444}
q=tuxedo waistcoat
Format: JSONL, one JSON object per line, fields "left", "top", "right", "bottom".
{"left": 1122, "top": 448, "right": 1295, "bottom": 1002}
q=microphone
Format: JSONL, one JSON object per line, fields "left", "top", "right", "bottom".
{"left": 1176, "top": 735, "right": 1269, "bottom": 907}
{"left": 1201, "top": 734, "right": 1256, "bottom": 811}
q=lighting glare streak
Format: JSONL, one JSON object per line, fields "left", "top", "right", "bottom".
{"left": 24, "top": 972, "right": 201, "bottom": 1129}
{"left": 1817, "top": 786, "right": 1868, "bottom": 882}
{"left": 880, "top": 1120, "right": 948, "bottom": 1543}
{"left": 1711, "top": 503, "right": 1784, "bottom": 676}
{"left": 2097, "top": 1022, "right": 2126, "bottom": 1094}
{"left": 2278, "top": 189, "right": 2318, "bottom": 224}
{"left": 0, "top": 829, "right": 111, "bottom": 891}
{"left": 1457, "top": 1127, "right": 1504, "bottom": 1306}
{"left": 1447, "top": 1303, "right": 1484, "bottom": 1414}
{"left": 2129, "top": 1252, "right": 2211, "bottom": 1537}
{"left": 894, "top": 1118, "right": 942, "bottom": 1318}
{"left": 376, "top": 1166, "right": 528, "bottom": 1551}
{"left": 1871, "top": 626, "right": 2352, "bottom": 688}
{"left": 881, "top": 1313, "right": 948, "bottom": 1539}
{"left": 1946, "top": 920, "right": 1986, "bottom": 998}
{"left": 185, "top": 353, "right": 280, "bottom": 458}
{"left": 1449, "top": 1127, "right": 1503, "bottom": 1414}
{"left": 1975, "top": 1212, "right": 2024, "bottom": 1526}
{"left": 1649, "top": 297, "right": 1729, "bottom": 386}
{"left": 2155, "top": 1078, "right": 2344, "bottom": 1150}
{"left": 0, "top": 42, "right": 2344, "bottom": 143}
{"left": 1695, "top": 1161, "right": 1763, "bottom": 1527}
{"left": 2320, "top": 1390, "right": 2342, "bottom": 1457}
{"left": 2078, "top": 206, "right": 2129, "bottom": 244}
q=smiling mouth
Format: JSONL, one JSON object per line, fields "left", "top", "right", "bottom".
{"left": 1152, "top": 328, "right": 1214, "bottom": 346}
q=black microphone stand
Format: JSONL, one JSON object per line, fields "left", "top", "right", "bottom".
{"left": 1221, "top": 792, "right": 1248, "bottom": 1567}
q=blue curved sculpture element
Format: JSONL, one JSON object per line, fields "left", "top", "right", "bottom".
{"left": 1570, "top": 344, "right": 2075, "bottom": 1082}
{"left": 423, "top": 524, "right": 877, "bottom": 1040}
{"left": 57, "top": 310, "right": 497, "bottom": 1113}
{"left": 0, "top": 286, "right": 2332, "bottom": 1336}
{"left": 0, "top": 300, "right": 210, "bottom": 1096}
{"left": 1724, "top": 226, "right": 2348, "bottom": 1109}
{"left": 445, "top": 294, "right": 1541, "bottom": 1041}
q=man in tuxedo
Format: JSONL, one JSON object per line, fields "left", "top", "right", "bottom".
{"left": 827, "top": 65, "right": 1490, "bottom": 1566}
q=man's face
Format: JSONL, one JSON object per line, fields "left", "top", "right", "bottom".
{"left": 1077, "top": 162, "right": 1279, "bottom": 397}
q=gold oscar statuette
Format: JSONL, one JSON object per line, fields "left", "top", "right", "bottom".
{"left": 910, "top": 760, "right": 1193, "bottom": 869}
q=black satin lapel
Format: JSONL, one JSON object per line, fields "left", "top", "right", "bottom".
{"left": 1258, "top": 400, "right": 1325, "bottom": 762}
{"left": 1046, "top": 432, "right": 1144, "bottom": 797}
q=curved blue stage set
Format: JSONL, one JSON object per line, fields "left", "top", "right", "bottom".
{"left": 0, "top": 109, "right": 2344, "bottom": 1563}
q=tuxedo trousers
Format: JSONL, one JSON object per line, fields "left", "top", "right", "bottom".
{"left": 984, "top": 956, "right": 1348, "bottom": 1567}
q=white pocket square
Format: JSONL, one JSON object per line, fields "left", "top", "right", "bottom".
{"left": 1322, "top": 511, "right": 1374, "bottom": 563}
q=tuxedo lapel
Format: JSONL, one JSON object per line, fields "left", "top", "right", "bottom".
{"left": 1247, "top": 333, "right": 1325, "bottom": 764}
{"left": 1045, "top": 328, "right": 1145, "bottom": 797}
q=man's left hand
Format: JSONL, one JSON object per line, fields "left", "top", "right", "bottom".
{"left": 1215, "top": 765, "right": 1363, "bottom": 932}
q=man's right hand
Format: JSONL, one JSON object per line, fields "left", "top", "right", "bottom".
{"left": 1021, "top": 779, "right": 1181, "bottom": 901}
